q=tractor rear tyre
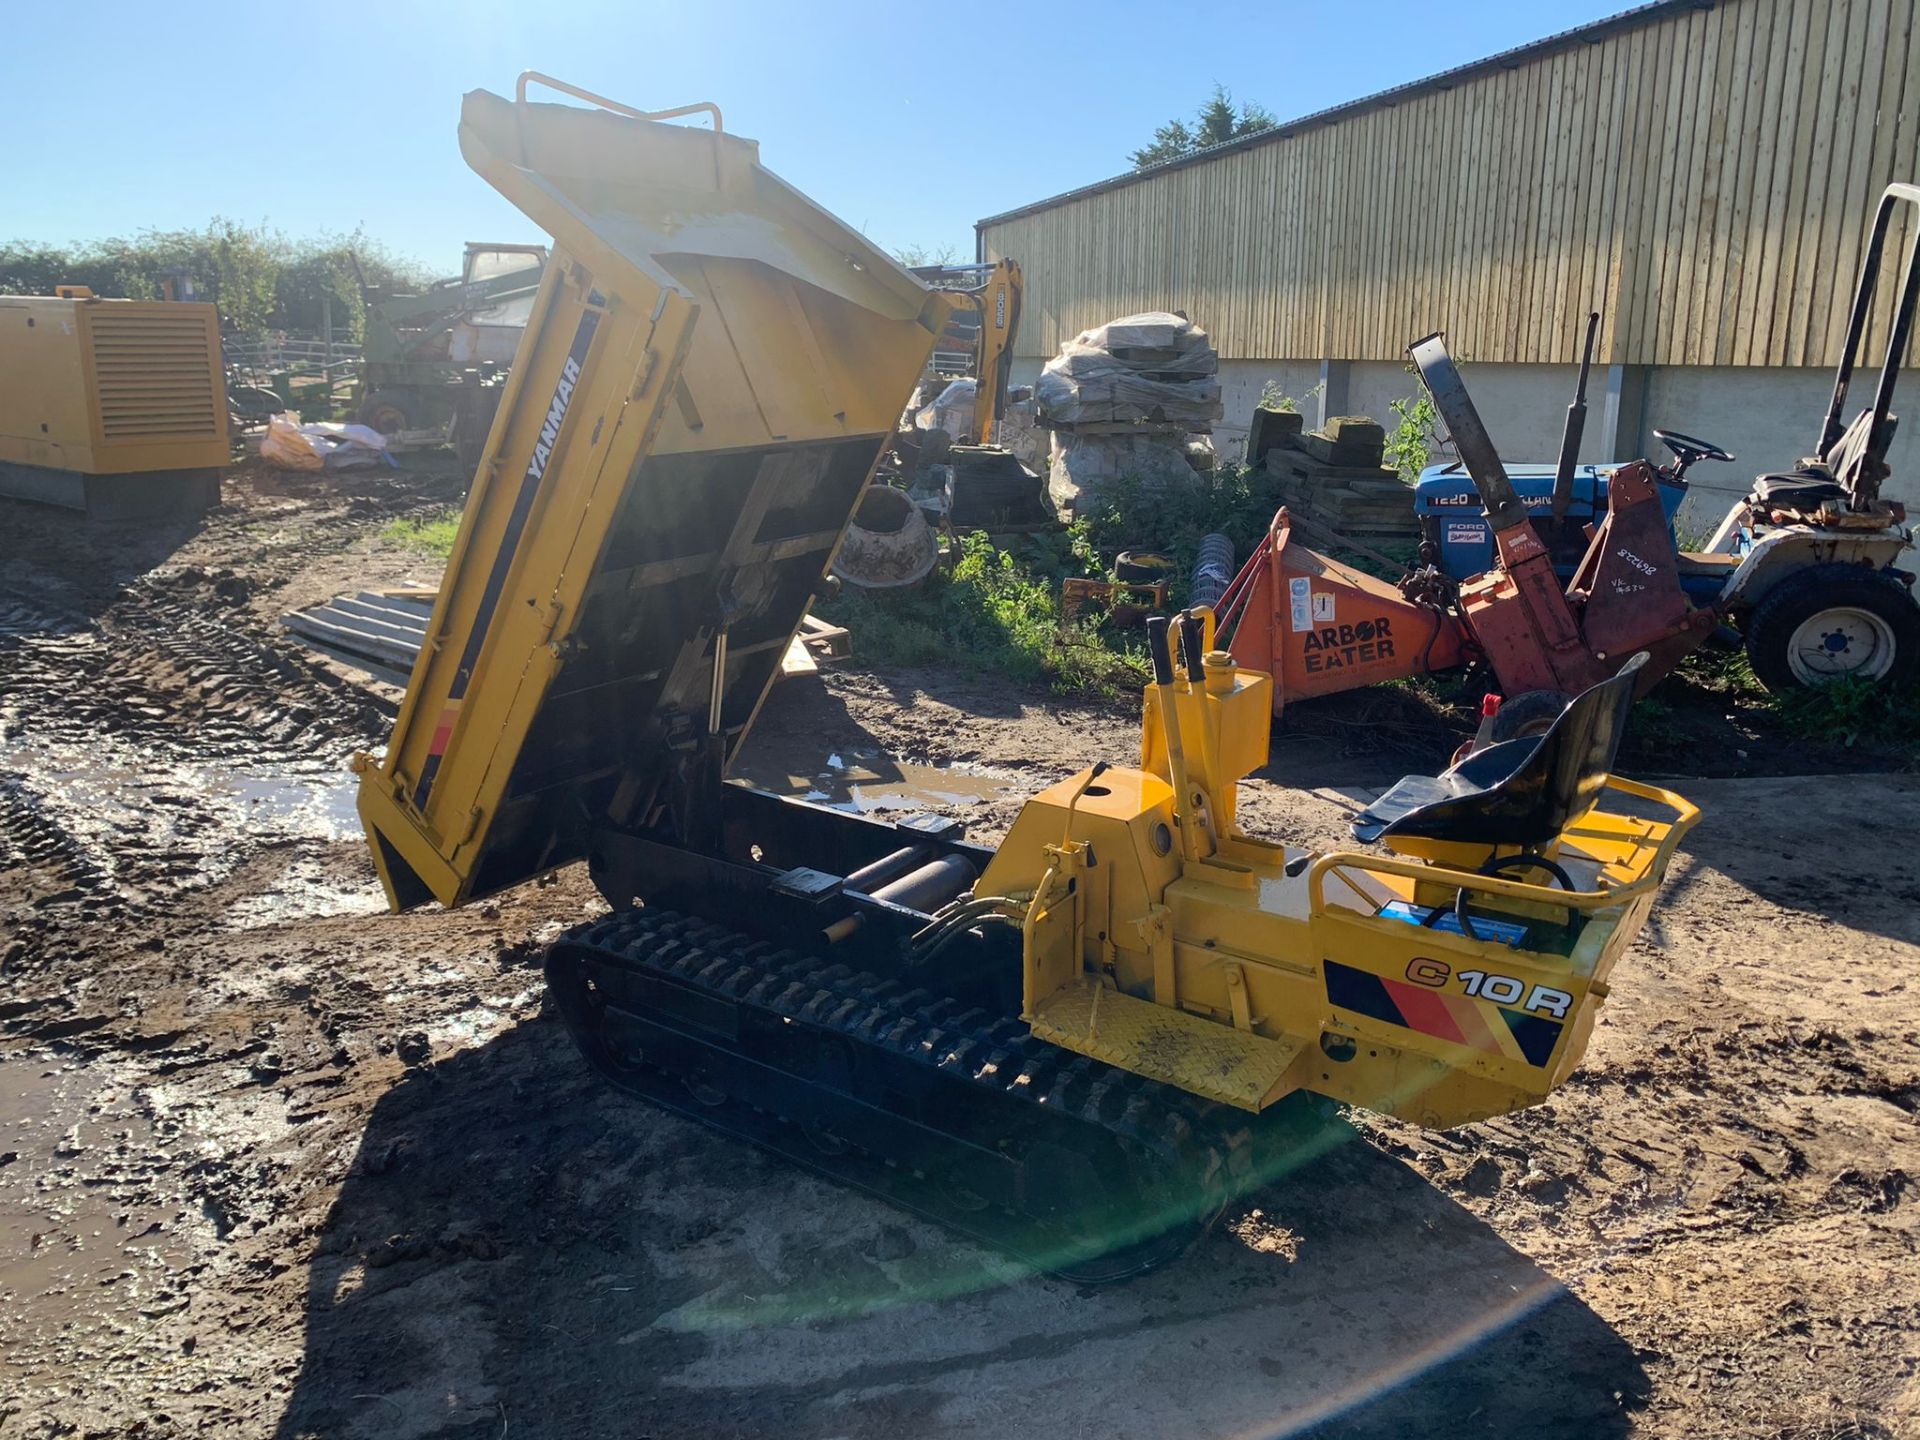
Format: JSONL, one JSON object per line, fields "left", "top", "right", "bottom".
{"left": 1742, "top": 563, "right": 1920, "bottom": 692}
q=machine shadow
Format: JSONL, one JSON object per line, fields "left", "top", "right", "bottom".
{"left": 273, "top": 1009, "right": 1645, "bottom": 1440}
{"left": 1631, "top": 771, "right": 1920, "bottom": 947}
{"left": 1253, "top": 687, "right": 1471, "bottom": 794}
{"left": 1246, "top": 1138, "right": 1647, "bottom": 1439}
{"left": 0, "top": 459, "right": 469, "bottom": 628}
{"left": 853, "top": 661, "right": 1057, "bottom": 724}
{"left": 0, "top": 496, "right": 209, "bottom": 609}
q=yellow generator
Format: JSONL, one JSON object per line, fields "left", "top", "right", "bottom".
{"left": 358, "top": 75, "right": 1700, "bottom": 1281}
{"left": 0, "top": 287, "right": 228, "bottom": 516}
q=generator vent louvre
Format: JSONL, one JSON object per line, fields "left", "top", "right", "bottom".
{"left": 88, "top": 310, "right": 220, "bottom": 440}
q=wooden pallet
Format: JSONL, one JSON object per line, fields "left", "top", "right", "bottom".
{"left": 782, "top": 614, "right": 852, "bottom": 678}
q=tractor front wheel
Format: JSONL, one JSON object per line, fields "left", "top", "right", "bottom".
{"left": 1743, "top": 563, "right": 1920, "bottom": 691}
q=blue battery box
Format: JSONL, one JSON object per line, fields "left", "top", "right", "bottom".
{"left": 1378, "top": 899, "right": 1531, "bottom": 947}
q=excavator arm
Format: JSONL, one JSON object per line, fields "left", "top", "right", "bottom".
{"left": 970, "top": 257, "right": 1022, "bottom": 444}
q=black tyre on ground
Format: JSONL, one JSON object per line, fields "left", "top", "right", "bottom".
{"left": 1742, "top": 563, "right": 1920, "bottom": 692}
{"left": 357, "top": 389, "right": 414, "bottom": 439}
{"left": 452, "top": 383, "right": 505, "bottom": 474}
{"left": 1115, "top": 550, "right": 1174, "bottom": 584}
{"left": 1489, "top": 689, "right": 1573, "bottom": 743}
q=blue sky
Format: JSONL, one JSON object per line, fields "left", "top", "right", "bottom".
{"left": 4, "top": 0, "right": 1628, "bottom": 273}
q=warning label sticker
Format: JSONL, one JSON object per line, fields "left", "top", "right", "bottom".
{"left": 1289, "top": 576, "right": 1312, "bottom": 632}
{"left": 1313, "top": 591, "right": 1336, "bottom": 622}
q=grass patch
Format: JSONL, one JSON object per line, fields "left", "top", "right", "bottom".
{"left": 1075, "top": 468, "right": 1275, "bottom": 603}
{"left": 1657, "top": 644, "right": 1920, "bottom": 762}
{"left": 820, "top": 461, "right": 1421, "bottom": 698}
{"left": 1675, "top": 643, "right": 1918, "bottom": 745}
{"left": 1764, "top": 672, "right": 1920, "bottom": 750}
{"left": 820, "top": 529, "right": 1149, "bottom": 696}
{"left": 381, "top": 508, "right": 463, "bottom": 558}
{"left": 1627, "top": 695, "right": 1688, "bottom": 751}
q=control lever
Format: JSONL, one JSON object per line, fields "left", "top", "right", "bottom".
{"left": 1147, "top": 617, "right": 1206, "bottom": 860}
{"left": 1178, "top": 609, "right": 1207, "bottom": 683}
{"left": 1551, "top": 312, "right": 1600, "bottom": 523}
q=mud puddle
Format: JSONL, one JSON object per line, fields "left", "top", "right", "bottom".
{"left": 2, "top": 726, "right": 363, "bottom": 917}
{"left": 0, "top": 1056, "right": 199, "bottom": 1386}
{"left": 732, "top": 745, "right": 1019, "bottom": 815}
{"left": 1, "top": 745, "right": 359, "bottom": 842}
{"left": 216, "top": 847, "right": 387, "bottom": 931}
{"left": 222, "top": 768, "right": 361, "bottom": 840}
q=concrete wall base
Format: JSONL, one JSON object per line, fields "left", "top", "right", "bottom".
{"left": 0, "top": 463, "right": 222, "bottom": 519}
{"left": 1007, "top": 356, "right": 1919, "bottom": 519}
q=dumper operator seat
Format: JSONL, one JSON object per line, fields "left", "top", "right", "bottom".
{"left": 1351, "top": 653, "right": 1646, "bottom": 850}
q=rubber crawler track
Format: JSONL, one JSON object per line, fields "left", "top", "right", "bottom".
{"left": 548, "top": 908, "right": 1326, "bottom": 1282}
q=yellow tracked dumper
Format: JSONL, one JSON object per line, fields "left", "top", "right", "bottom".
{"left": 359, "top": 76, "right": 1700, "bottom": 1279}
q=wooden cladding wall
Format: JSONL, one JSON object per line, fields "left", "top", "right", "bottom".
{"left": 981, "top": 0, "right": 1920, "bottom": 370}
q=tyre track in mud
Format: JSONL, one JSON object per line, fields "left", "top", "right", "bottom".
{"left": 0, "top": 561, "right": 391, "bottom": 976}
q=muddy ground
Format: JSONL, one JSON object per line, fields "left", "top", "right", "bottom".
{"left": 2, "top": 463, "right": 1917, "bottom": 1439}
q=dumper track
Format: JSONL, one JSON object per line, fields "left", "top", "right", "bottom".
{"left": 548, "top": 908, "right": 1318, "bottom": 1282}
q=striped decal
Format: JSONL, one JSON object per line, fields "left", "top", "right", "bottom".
{"left": 412, "top": 306, "right": 601, "bottom": 807}
{"left": 1323, "top": 960, "right": 1562, "bottom": 1068}
{"left": 425, "top": 701, "right": 462, "bottom": 760}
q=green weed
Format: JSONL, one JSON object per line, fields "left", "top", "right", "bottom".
{"left": 1671, "top": 516, "right": 1718, "bottom": 552}
{"left": 820, "top": 530, "right": 1148, "bottom": 697}
{"left": 1383, "top": 392, "right": 1442, "bottom": 481}
{"left": 381, "top": 508, "right": 463, "bottom": 558}
{"left": 1075, "top": 466, "right": 1275, "bottom": 603}
{"left": 1764, "top": 673, "right": 1920, "bottom": 751}
{"left": 1671, "top": 644, "right": 1919, "bottom": 757}
{"left": 1258, "top": 378, "right": 1324, "bottom": 414}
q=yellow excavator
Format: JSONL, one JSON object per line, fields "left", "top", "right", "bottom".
{"left": 357, "top": 75, "right": 1700, "bottom": 1279}
{"left": 908, "top": 256, "right": 1023, "bottom": 444}
{"left": 886, "top": 257, "right": 1035, "bottom": 528}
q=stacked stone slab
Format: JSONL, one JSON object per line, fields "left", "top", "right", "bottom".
{"left": 1259, "top": 411, "right": 1418, "bottom": 538}
{"left": 1038, "top": 311, "right": 1223, "bottom": 514}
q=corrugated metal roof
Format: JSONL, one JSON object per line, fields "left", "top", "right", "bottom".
{"left": 974, "top": 0, "right": 1713, "bottom": 235}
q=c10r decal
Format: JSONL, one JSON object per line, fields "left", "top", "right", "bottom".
{"left": 1322, "top": 958, "right": 1568, "bottom": 1067}
{"left": 1404, "top": 958, "right": 1572, "bottom": 1018}
{"left": 1454, "top": 968, "right": 1572, "bottom": 1018}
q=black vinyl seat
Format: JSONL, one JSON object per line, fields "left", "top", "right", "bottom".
{"left": 1749, "top": 469, "right": 1851, "bottom": 512}
{"left": 1351, "top": 653, "right": 1646, "bottom": 849}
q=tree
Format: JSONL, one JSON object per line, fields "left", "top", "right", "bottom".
{"left": 892, "top": 242, "right": 959, "bottom": 269}
{"left": 0, "top": 222, "right": 432, "bottom": 340}
{"left": 1130, "top": 85, "right": 1277, "bottom": 169}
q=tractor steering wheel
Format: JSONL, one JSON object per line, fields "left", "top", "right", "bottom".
{"left": 1653, "top": 428, "right": 1736, "bottom": 480}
